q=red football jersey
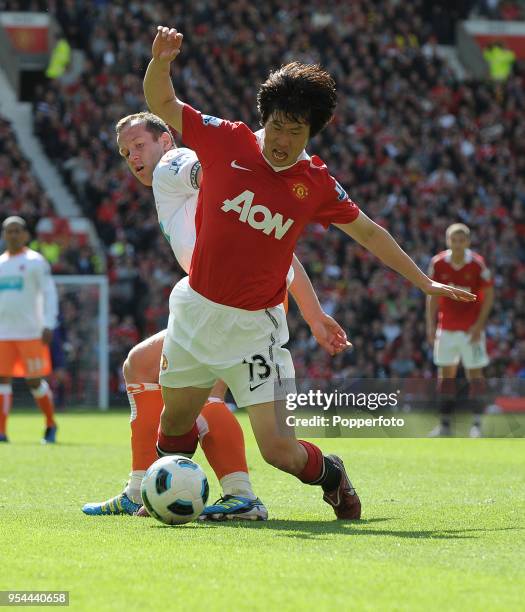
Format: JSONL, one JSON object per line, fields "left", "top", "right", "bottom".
{"left": 429, "top": 249, "right": 493, "bottom": 331}
{"left": 181, "top": 104, "right": 360, "bottom": 310}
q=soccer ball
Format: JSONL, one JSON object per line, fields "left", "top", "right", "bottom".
{"left": 140, "top": 455, "right": 209, "bottom": 525}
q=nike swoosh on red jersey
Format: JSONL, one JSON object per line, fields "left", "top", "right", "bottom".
{"left": 231, "top": 160, "right": 252, "bottom": 171}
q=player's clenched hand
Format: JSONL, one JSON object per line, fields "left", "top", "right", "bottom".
{"left": 152, "top": 26, "right": 183, "bottom": 64}
{"left": 423, "top": 281, "right": 476, "bottom": 302}
{"left": 309, "top": 313, "right": 352, "bottom": 356}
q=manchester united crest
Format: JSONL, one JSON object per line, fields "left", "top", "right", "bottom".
{"left": 292, "top": 183, "right": 309, "bottom": 199}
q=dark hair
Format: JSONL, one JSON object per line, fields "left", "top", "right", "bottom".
{"left": 257, "top": 62, "right": 337, "bottom": 138}
{"left": 115, "top": 112, "right": 174, "bottom": 143}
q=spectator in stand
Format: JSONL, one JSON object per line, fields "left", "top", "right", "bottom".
{"left": 483, "top": 41, "right": 516, "bottom": 81}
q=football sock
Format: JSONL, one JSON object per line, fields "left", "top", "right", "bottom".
{"left": 31, "top": 380, "right": 55, "bottom": 427}
{"left": 127, "top": 383, "right": 164, "bottom": 471}
{"left": 437, "top": 378, "right": 457, "bottom": 428}
{"left": 219, "top": 472, "right": 256, "bottom": 500}
{"left": 297, "top": 440, "right": 342, "bottom": 492}
{"left": 198, "top": 399, "right": 249, "bottom": 479}
{"left": 157, "top": 423, "right": 199, "bottom": 457}
{"left": 469, "top": 379, "right": 486, "bottom": 427}
{"left": 124, "top": 471, "right": 145, "bottom": 505}
{"left": 0, "top": 384, "right": 12, "bottom": 435}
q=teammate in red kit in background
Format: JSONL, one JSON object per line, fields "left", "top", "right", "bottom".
{"left": 426, "top": 224, "right": 494, "bottom": 437}
{"left": 145, "top": 26, "right": 475, "bottom": 520}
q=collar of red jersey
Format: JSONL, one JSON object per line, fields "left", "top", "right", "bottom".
{"left": 254, "top": 129, "right": 310, "bottom": 172}
{"left": 445, "top": 248, "right": 473, "bottom": 267}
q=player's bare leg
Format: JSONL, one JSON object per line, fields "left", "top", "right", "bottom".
{"left": 0, "top": 376, "right": 12, "bottom": 442}
{"left": 26, "top": 376, "right": 57, "bottom": 444}
{"left": 465, "top": 368, "right": 485, "bottom": 437}
{"left": 247, "top": 401, "right": 361, "bottom": 520}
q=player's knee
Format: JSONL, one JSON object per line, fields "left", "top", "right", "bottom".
{"left": 26, "top": 377, "right": 42, "bottom": 390}
{"left": 123, "top": 346, "right": 152, "bottom": 383}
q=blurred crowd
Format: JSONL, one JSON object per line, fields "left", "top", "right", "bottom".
{"left": 471, "top": 0, "right": 525, "bottom": 20}
{"left": 0, "top": 116, "right": 53, "bottom": 232}
{"left": 4, "top": 0, "right": 525, "bottom": 395}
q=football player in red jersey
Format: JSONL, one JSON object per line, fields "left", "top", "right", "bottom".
{"left": 143, "top": 26, "right": 476, "bottom": 520}
{"left": 426, "top": 223, "right": 494, "bottom": 437}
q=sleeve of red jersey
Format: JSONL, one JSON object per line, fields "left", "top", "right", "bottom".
{"left": 312, "top": 174, "right": 360, "bottom": 228}
{"left": 428, "top": 256, "right": 439, "bottom": 280}
{"left": 181, "top": 104, "right": 238, "bottom": 168}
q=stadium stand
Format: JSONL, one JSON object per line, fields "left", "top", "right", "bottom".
{"left": 2, "top": 0, "right": 524, "bottom": 394}
{"left": 471, "top": 1, "right": 525, "bottom": 20}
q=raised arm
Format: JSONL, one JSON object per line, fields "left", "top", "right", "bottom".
{"left": 144, "top": 26, "right": 185, "bottom": 132}
{"left": 289, "top": 255, "right": 350, "bottom": 356}
{"left": 335, "top": 212, "right": 477, "bottom": 302}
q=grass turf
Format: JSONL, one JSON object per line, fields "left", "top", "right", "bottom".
{"left": 1, "top": 412, "right": 523, "bottom": 611}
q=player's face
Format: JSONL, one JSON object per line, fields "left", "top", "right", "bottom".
{"left": 263, "top": 113, "right": 310, "bottom": 167}
{"left": 117, "top": 123, "right": 172, "bottom": 186}
{"left": 2, "top": 224, "right": 28, "bottom": 252}
{"left": 447, "top": 231, "right": 470, "bottom": 256}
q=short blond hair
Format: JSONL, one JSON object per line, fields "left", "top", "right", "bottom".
{"left": 446, "top": 223, "right": 470, "bottom": 243}
{"left": 115, "top": 112, "right": 174, "bottom": 144}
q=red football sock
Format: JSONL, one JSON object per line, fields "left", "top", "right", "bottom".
{"left": 198, "top": 399, "right": 248, "bottom": 480}
{"left": 157, "top": 423, "right": 199, "bottom": 457}
{"left": 127, "top": 383, "right": 164, "bottom": 471}
{"left": 297, "top": 440, "right": 324, "bottom": 483}
{"left": 31, "top": 380, "right": 55, "bottom": 427}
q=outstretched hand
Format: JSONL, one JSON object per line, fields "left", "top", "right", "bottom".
{"left": 309, "top": 313, "right": 352, "bottom": 356}
{"left": 424, "top": 281, "right": 476, "bottom": 302}
{"left": 152, "top": 26, "right": 183, "bottom": 64}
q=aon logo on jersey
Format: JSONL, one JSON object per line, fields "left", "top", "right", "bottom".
{"left": 221, "top": 190, "right": 294, "bottom": 240}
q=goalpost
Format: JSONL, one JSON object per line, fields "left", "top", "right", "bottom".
{"left": 53, "top": 275, "right": 109, "bottom": 410}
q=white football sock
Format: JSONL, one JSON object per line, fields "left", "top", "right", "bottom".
{"left": 124, "top": 471, "right": 145, "bottom": 504}
{"left": 220, "top": 471, "right": 257, "bottom": 500}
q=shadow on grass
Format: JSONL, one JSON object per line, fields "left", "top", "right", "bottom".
{"left": 150, "top": 518, "right": 522, "bottom": 540}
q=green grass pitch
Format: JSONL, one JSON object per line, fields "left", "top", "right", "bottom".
{"left": 1, "top": 411, "right": 524, "bottom": 611}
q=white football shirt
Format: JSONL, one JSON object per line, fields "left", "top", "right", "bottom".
{"left": 152, "top": 147, "right": 200, "bottom": 274}
{"left": 0, "top": 247, "right": 58, "bottom": 340}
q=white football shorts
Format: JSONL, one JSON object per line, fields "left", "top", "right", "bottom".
{"left": 159, "top": 277, "right": 295, "bottom": 407}
{"left": 433, "top": 329, "right": 489, "bottom": 369}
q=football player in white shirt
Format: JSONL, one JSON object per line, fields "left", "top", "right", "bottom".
{"left": 82, "top": 112, "right": 349, "bottom": 519}
{"left": 0, "top": 216, "right": 59, "bottom": 444}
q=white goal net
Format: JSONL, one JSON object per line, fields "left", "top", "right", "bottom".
{"left": 53, "top": 275, "right": 109, "bottom": 409}
{"left": 12, "top": 275, "right": 109, "bottom": 410}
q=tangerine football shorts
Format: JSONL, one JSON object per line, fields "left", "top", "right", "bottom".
{"left": 159, "top": 277, "right": 295, "bottom": 408}
{"left": 0, "top": 338, "right": 52, "bottom": 378}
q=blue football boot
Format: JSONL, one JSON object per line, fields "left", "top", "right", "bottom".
{"left": 42, "top": 425, "right": 57, "bottom": 444}
{"left": 82, "top": 492, "right": 141, "bottom": 516}
{"left": 199, "top": 495, "right": 268, "bottom": 521}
